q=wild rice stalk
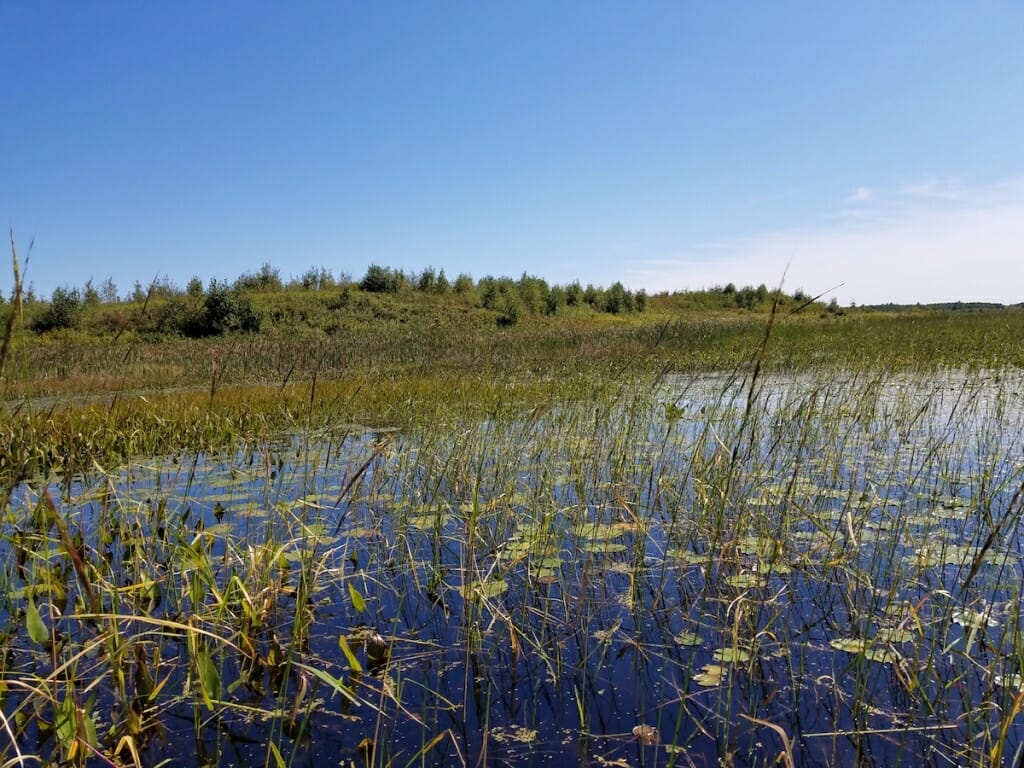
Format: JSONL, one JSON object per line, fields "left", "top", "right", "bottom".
{"left": 1, "top": 229, "right": 27, "bottom": 381}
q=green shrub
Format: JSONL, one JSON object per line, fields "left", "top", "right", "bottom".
{"left": 33, "top": 286, "right": 83, "bottom": 332}
{"left": 453, "top": 273, "right": 475, "bottom": 296}
{"left": 187, "top": 281, "right": 260, "bottom": 336}
{"left": 235, "top": 262, "right": 283, "bottom": 292}
{"left": 603, "top": 282, "right": 632, "bottom": 314}
{"left": 496, "top": 298, "right": 522, "bottom": 327}
{"left": 360, "top": 264, "right": 405, "bottom": 293}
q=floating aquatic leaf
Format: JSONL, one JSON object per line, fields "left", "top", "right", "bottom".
{"left": 573, "top": 523, "right": 617, "bottom": 541}
{"left": 694, "top": 664, "right": 727, "bottom": 687}
{"left": 876, "top": 627, "right": 915, "bottom": 643}
{"left": 673, "top": 631, "right": 703, "bottom": 647}
{"left": 233, "top": 506, "right": 267, "bottom": 521}
{"left": 726, "top": 572, "right": 766, "bottom": 589}
{"left": 916, "top": 543, "right": 1015, "bottom": 568}
{"left": 673, "top": 549, "right": 711, "bottom": 566}
{"left": 201, "top": 522, "right": 234, "bottom": 538}
{"left": 830, "top": 638, "right": 868, "bottom": 653}
{"left": 460, "top": 579, "right": 509, "bottom": 600}
{"left": 532, "top": 555, "right": 563, "bottom": 569}
{"left": 345, "top": 526, "right": 377, "bottom": 539}
{"left": 735, "top": 535, "right": 777, "bottom": 558}
{"left": 864, "top": 646, "right": 901, "bottom": 664}
{"left": 301, "top": 522, "right": 330, "bottom": 537}
{"left": 504, "top": 541, "right": 532, "bottom": 558}
{"left": 282, "top": 548, "right": 317, "bottom": 564}
{"left": 713, "top": 646, "right": 750, "bottom": 663}
{"left": 408, "top": 513, "right": 453, "bottom": 530}
{"left": 579, "top": 541, "right": 627, "bottom": 554}
{"left": 531, "top": 571, "right": 559, "bottom": 586}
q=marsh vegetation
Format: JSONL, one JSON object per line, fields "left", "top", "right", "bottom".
{"left": 3, "top": 246, "right": 1024, "bottom": 766}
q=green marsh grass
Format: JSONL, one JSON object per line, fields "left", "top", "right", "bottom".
{"left": 3, "top": 241, "right": 1024, "bottom": 764}
{"left": 5, "top": 364, "right": 1024, "bottom": 765}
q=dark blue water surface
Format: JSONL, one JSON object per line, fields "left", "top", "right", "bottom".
{"left": 3, "top": 371, "right": 1024, "bottom": 766}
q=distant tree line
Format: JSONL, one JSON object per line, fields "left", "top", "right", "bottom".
{"left": 655, "top": 283, "right": 845, "bottom": 315}
{"left": 14, "top": 261, "right": 648, "bottom": 337}
{"left": 356, "top": 265, "right": 646, "bottom": 323}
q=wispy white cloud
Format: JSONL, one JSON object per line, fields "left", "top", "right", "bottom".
{"left": 898, "top": 178, "right": 966, "bottom": 201}
{"left": 845, "top": 186, "right": 874, "bottom": 204}
{"left": 629, "top": 176, "right": 1024, "bottom": 305}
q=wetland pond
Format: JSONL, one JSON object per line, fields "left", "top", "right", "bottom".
{"left": 3, "top": 370, "right": 1024, "bottom": 767}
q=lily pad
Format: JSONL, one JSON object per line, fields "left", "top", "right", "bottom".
{"left": 694, "top": 664, "right": 727, "bottom": 687}
{"left": 726, "top": 572, "right": 767, "bottom": 589}
{"left": 713, "top": 646, "right": 751, "bottom": 663}
{"left": 530, "top": 568, "right": 559, "bottom": 584}
{"left": 876, "top": 627, "right": 915, "bottom": 643}
{"left": 673, "top": 631, "right": 703, "bottom": 647}
{"left": 579, "top": 541, "right": 628, "bottom": 554}
{"left": 408, "top": 513, "right": 452, "bottom": 530}
{"left": 459, "top": 580, "right": 508, "bottom": 600}
{"left": 830, "top": 637, "right": 869, "bottom": 653}
{"left": 864, "top": 646, "right": 901, "bottom": 664}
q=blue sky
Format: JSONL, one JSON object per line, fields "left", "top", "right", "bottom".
{"left": 2, "top": 3, "right": 1022, "bottom": 304}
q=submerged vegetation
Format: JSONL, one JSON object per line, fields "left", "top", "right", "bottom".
{"left": 3, "top": 239, "right": 1024, "bottom": 766}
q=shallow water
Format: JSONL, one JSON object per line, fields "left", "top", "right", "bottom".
{"left": 3, "top": 370, "right": 1024, "bottom": 766}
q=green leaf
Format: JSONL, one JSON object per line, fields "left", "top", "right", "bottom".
{"left": 296, "top": 662, "right": 360, "bottom": 705}
{"left": 195, "top": 649, "right": 220, "bottom": 710}
{"left": 55, "top": 694, "right": 76, "bottom": 747}
{"left": 673, "top": 631, "right": 703, "bottom": 647}
{"left": 829, "top": 637, "right": 868, "bottom": 653}
{"left": 459, "top": 579, "right": 509, "bottom": 599}
{"left": 80, "top": 707, "right": 99, "bottom": 751}
{"left": 693, "top": 663, "right": 727, "bottom": 687}
{"left": 864, "top": 646, "right": 901, "bottom": 664}
{"left": 347, "top": 581, "right": 366, "bottom": 613}
{"left": 713, "top": 646, "right": 751, "bottom": 663}
{"left": 26, "top": 596, "right": 48, "bottom": 645}
{"left": 726, "top": 572, "right": 767, "bottom": 589}
{"left": 338, "top": 635, "right": 364, "bottom": 674}
{"left": 268, "top": 742, "right": 287, "bottom": 768}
